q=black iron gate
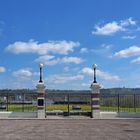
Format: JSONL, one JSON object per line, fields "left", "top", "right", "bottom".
{"left": 45, "top": 93, "right": 91, "bottom": 116}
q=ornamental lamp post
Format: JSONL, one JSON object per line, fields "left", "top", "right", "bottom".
{"left": 39, "top": 63, "right": 43, "bottom": 83}
{"left": 90, "top": 64, "right": 101, "bottom": 119}
{"left": 37, "top": 63, "right": 46, "bottom": 118}
{"left": 92, "top": 64, "right": 97, "bottom": 83}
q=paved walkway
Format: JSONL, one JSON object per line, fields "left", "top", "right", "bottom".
{"left": 0, "top": 119, "right": 140, "bottom": 140}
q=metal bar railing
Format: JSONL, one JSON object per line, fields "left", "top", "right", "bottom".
{"left": 0, "top": 93, "right": 140, "bottom": 113}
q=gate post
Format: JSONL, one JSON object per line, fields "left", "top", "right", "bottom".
{"left": 90, "top": 64, "right": 101, "bottom": 119}
{"left": 36, "top": 63, "right": 46, "bottom": 119}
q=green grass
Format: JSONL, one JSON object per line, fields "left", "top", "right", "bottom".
{"left": 46, "top": 104, "right": 91, "bottom": 111}
{"left": 0, "top": 104, "right": 140, "bottom": 112}
{"left": 0, "top": 104, "right": 37, "bottom": 112}
{"left": 101, "top": 106, "right": 140, "bottom": 112}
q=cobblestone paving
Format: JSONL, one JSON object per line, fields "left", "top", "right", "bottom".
{"left": 0, "top": 119, "right": 140, "bottom": 140}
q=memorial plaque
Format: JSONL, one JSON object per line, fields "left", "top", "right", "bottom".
{"left": 38, "top": 99, "right": 44, "bottom": 106}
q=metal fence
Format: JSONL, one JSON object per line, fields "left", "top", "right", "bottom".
{"left": 0, "top": 93, "right": 37, "bottom": 112}
{"left": 0, "top": 92, "right": 91, "bottom": 115}
{"left": 101, "top": 94, "right": 140, "bottom": 112}
{"left": 0, "top": 92, "right": 140, "bottom": 113}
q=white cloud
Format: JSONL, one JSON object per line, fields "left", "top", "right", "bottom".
{"left": 64, "top": 66, "right": 79, "bottom": 73}
{"left": 35, "top": 55, "right": 55, "bottom": 63}
{"left": 80, "top": 67, "right": 120, "bottom": 81}
{"left": 61, "top": 57, "right": 83, "bottom": 64}
{"left": 80, "top": 48, "right": 88, "bottom": 53}
{"left": 47, "top": 74, "right": 84, "bottom": 84}
{"left": 114, "top": 46, "right": 140, "bottom": 58}
{"left": 120, "top": 18, "right": 136, "bottom": 26}
{"left": 92, "top": 18, "right": 136, "bottom": 36}
{"left": 5, "top": 40, "right": 80, "bottom": 55}
{"left": 80, "top": 67, "right": 93, "bottom": 76}
{"left": 131, "top": 56, "right": 140, "bottom": 64}
{"left": 0, "top": 66, "right": 6, "bottom": 73}
{"left": 36, "top": 55, "right": 55, "bottom": 61}
{"left": 92, "top": 21, "right": 123, "bottom": 35}
{"left": 81, "top": 83, "right": 90, "bottom": 87}
{"left": 35, "top": 55, "right": 83, "bottom": 65}
{"left": 122, "top": 36, "right": 136, "bottom": 39}
{"left": 91, "top": 44, "right": 113, "bottom": 58}
{"left": 64, "top": 66, "right": 70, "bottom": 72}
{"left": 97, "top": 70, "right": 120, "bottom": 81}
{"left": 101, "top": 44, "right": 112, "bottom": 49}
{"left": 12, "top": 69, "right": 33, "bottom": 79}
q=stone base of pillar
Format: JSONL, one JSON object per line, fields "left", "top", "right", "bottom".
{"left": 37, "top": 109, "right": 46, "bottom": 119}
{"left": 91, "top": 110, "right": 100, "bottom": 119}
{"left": 36, "top": 82, "right": 46, "bottom": 119}
{"left": 90, "top": 82, "right": 101, "bottom": 119}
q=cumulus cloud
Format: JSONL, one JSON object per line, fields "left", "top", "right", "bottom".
{"left": 80, "top": 67, "right": 120, "bottom": 81}
{"left": 5, "top": 40, "right": 80, "bottom": 55}
{"left": 120, "top": 18, "right": 136, "bottom": 26}
{"left": 101, "top": 43, "right": 113, "bottom": 49}
{"left": 61, "top": 57, "right": 83, "bottom": 64}
{"left": 35, "top": 55, "right": 55, "bottom": 64}
{"left": 80, "top": 67, "right": 93, "bottom": 76}
{"left": 35, "top": 55, "right": 83, "bottom": 66}
{"left": 81, "top": 83, "right": 90, "bottom": 87}
{"left": 47, "top": 74, "right": 84, "bottom": 83}
{"left": 12, "top": 69, "right": 33, "bottom": 79}
{"left": 80, "top": 48, "right": 88, "bottom": 53}
{"left": 114, "top": 46, "right": 140, "bottom": 58}
{"left": 0, "top": 66, "right": 6, "bottom": 73}
{"left": 92, "top": 18, "right": 136, "bottom": 35}
{"left": 97, "top": 70, "right": 120, "bottom": 81}
{"left": 64, "top": 66, "right": 70, "bottom": 72}
{"left": 92, "top": 22, "right": 123, "bottom": 35}
{"left": 122, "top": 36, "right": 136, "bottom": 39}
{"left": 131, "top": 56, "right": 140, "bottom": 64}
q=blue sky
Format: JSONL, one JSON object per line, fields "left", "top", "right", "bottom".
{"left": 1, "top": 0, "right": 140, "bottom": 89}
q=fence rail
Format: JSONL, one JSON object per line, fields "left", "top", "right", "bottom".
{"left": 0, "top": 93, "right": 37, "bottom": 112}
{"left": 101, "top": 94, "right": 140, "bottom": 112}
{"left": 0, "top": 93, "right": 140, "bottom": 113}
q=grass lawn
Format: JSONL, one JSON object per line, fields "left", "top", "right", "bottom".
{"left": 0, "top": 104, "right": 140, "bottom": 112}
{"left": 0, "top": 104, "right": 37, "bottom": 112}
{"left": 46, "top": 104, "right": 91, "bottom": 111}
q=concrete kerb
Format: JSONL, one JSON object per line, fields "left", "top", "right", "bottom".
{"left": 100, "top": 112, "right": 140, "bottom": 119}
{"left": 1, "top": 111, "right": 140, "bottom": 119}
{"left": 1, "top": 117, "right": 140, "bottom": 120}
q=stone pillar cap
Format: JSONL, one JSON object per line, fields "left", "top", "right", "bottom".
{"left": 36, "top": 82, "right": 46, "bottom": 88}
{"left": 90, "top": 82, "right": 101, "bottom": 89}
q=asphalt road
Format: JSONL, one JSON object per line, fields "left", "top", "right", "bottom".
{"left": 0, "top": 119, "right": 140, "bottom": 140}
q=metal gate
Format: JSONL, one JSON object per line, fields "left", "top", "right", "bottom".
{"left": 45, "top": 93, "right": 91, "bottom": 116}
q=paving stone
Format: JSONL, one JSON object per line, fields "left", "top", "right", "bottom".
{"left": 0, "top": 119, "right": 140, "bottom": 140}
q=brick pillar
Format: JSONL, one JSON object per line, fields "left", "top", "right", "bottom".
{"left": 90, "top": 82, "right": 101, "bottom": 118}
{"left": 36, "top": 82, "right": 46, "bottom": 118}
